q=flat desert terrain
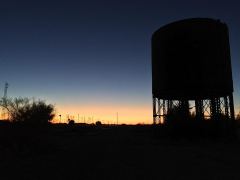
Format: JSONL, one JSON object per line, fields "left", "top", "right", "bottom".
{"left": 0, "top": 124, "right": 240, "bottom": 180}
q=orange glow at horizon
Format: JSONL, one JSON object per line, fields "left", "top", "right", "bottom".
{"left": 53, "top": 104, "right": 153, "bottom": 125}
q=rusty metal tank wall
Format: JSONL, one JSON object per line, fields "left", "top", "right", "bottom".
{"left": 152, "top": 18, "right": 233, "bottom": 100}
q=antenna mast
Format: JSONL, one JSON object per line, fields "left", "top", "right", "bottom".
{"left": 2, "top": 82, "right": 9, "bottom": 120}
{"left": 4, "top": 82, "right": 8, "bottom": 99}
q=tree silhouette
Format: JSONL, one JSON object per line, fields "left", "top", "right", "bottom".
{"left": 166, "top": 104, "right": 192, "bottom": 125}
{"left": 0, "top": 97, "right": 55, "bottom": 125}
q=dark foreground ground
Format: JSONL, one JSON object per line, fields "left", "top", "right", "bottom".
{"left": 0, "top": 123, "right": 240, "bottom": 180}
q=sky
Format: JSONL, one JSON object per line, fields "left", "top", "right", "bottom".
{"left": 0, "top": 0, "right": 239, "bottom": 124}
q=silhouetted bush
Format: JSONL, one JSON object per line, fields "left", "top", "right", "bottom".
{"left": 68, "top": 119, "right": 75, "bottom": 125}
{"left": 164, "top": 104, "right": 237, "bottom": 138}
{"left": 95, "top": 121, "right": 102, "bottom": 126}
{"left": 0, "top": 97, "right": 55, "bottom": 125}
{"left": 166, "top": 105, "right": 192, "bottom": 126}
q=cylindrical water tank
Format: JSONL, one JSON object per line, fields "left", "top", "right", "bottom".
{"left": 152, "top": 18, "right": 233, "bottom": 99}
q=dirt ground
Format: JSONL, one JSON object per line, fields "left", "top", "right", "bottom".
{"left": 0, "top": 124, "right": 240, "bottom": 180}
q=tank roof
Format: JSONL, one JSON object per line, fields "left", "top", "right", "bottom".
{"left": 153, "top": 18, "right": 226, "bottom": 37}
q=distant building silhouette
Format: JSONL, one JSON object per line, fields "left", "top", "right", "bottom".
{"left": 152, "top": 18, "right": 235, "bottom": 126}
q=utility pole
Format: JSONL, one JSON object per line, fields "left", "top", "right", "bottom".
{"left": 4, "top": 82, "right": 8, "bottom": 99}
{"left": 116, "top": 112, "right": 118, "bottom": 125}
{"left": 59, "top": 114, "right": 62, "bottom": 123}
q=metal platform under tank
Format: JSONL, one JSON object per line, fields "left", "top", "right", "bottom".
{"left": 152, "top": 96, "right": 235, "bottom": 124}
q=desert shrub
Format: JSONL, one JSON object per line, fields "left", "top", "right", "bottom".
{"left": 0, "top": 97, "right": 55, "bottom": 125}
{"left": 68, "top": 119, "right": 75, "bottom": 125}
{"left": 166, "top": 105, "right": 192, "bottom": 125}
{"left": 95, "top": 121, "right": 102, "bottom": 126}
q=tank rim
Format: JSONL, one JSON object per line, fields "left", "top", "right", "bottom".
{"left": 152, "top": 17, "right": 225, "bottom": 37}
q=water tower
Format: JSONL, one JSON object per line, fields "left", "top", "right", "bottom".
{"left": 152, "top": 18, "right": 235, "bottom": 124}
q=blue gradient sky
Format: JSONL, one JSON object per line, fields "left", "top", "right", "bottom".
{"left": 0, "top": 0, "right": 239, "bottom": 123}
